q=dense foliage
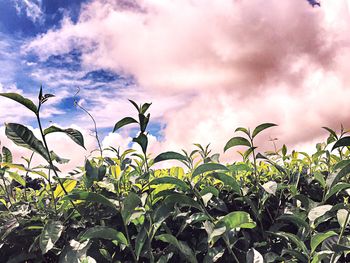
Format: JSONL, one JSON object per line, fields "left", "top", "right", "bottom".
{"left": 1, "top": 89, "right": 350, "bottom": 263}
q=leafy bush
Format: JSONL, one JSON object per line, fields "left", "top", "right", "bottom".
{"left": 1, "top": 89, "right": 350, "bottom": 263}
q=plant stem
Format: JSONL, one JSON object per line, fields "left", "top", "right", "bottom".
{"left": 23, "top": 152, "right": 34, "bottom": 202}
{"left": 36, "top": 106, "right": 80, "bottom": 215}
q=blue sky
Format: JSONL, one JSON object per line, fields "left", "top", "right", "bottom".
{"left": 0, "top": 0, "right": 349, "bottom": 168}
{"left": 0, "top": 0, "right": 164, "bottom": 143}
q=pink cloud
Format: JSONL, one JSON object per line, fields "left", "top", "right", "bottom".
{"left": 23, "top": 0, "right": 350, "bottom": 163}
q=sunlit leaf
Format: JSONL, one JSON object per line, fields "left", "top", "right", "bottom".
{"left": 246, "top": 248, "right": 264, "bottom": 263}
{"left": 54, "top": 180, "right": 77, "bottom": 198}
{"left": 217, "top": 211, "right": 256, "bottom": 229}
{"left": 308, "top": 205, "right": 333, "bottom": 222}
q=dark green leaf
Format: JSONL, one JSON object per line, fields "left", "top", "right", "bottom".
{"left": 269, "top": 231, "right": 308, "bottom": 255}
{"left": 277, "top": 214, "right": 310, "bottom": 232}
{"left": 224, "top": 136, "right": 251, "bottom": 152}
{"left": 44, "top": 126, "right": 85, "bottom": 149}
{"left": 79, "top": 226, "right": 127, "bottom": 245}
{"left": 311, "top": 231, "right": 337, "bottom": 253}
{"left": 332, "top": 136, "right": 350, "bottom": 151}
{"left": 235, "top": 127, "right": 250, "bottom": 136}
{"left": 5, "top": 123, "right": 50, "bottom": 161}
{"left": 156, "top": 234, "right": 198, "bottom": 263}
{"left": 40, "top": 220, "right": 64, "bottom": 254}
{"left": 325, "top": 183, "right": 350, "bottom": 201}
{"left": 330, "top": 162, "right": 350, "bottom": 188}
{"left": 192, "top": 163, "right": 229, "bottom": 178}
{"left": 0, "top": 92, "right": 37, "bottom": 114}
{"left": 322, "top": 127, "right": 338, "bottom": 139}
{"left": 113, "top": 117, "right": 138, "bottom": 132}
{"left": 62, "top": 191, "right": 118, "bottom": 213}
{"left": 209, "top": 172, "right": 241, "bottom": 194}
{"left": 133, "top": 133, "right": 148, "bottom": 154}
{"left": 153, "top": 151, "right": 187, "bottom": 163}
{"left": 140, "top": 103, "right": 152, "bottom": 114}
{"left": 252, "top": 123, "right": 277, "bottom": 138}
{"left": 135, "top": 227, "right": 147, "bottom": 260}
{"left": 121, "top": 192, "right": 141, "bottom": 224}
{"left": 128, "top": 99, "right": 140, "bottom": 112}
{"left": 164, "top": 193, "right": 201, "bottom": 210}
{"left": 2, "top": 146, "right": 12, "bottom": 163}
{"left": 139, "top": 113, "right": 150, "bottom": 133}
{"left": 282, "top": 144, "right": 287, "bottom": 156}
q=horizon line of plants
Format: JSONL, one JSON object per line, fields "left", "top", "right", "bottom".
{"left": 1, "top": 88, "right": 350, "bottom": 263}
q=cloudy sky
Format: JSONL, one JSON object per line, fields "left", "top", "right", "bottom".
{"left": 0, "top": 0, "right": 349, "bottom": 170}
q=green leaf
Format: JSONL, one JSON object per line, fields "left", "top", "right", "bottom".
{"left": 164, "top": 193, "right": 201, "bottom": 210}
{"left": 133, "top": 133, "right": 148, "bottom": 154}
{"left": 113, "top": 117, "right": 138, "bottom": 132}
{"left": 311, "top": 231, "right": 337, "bottom": 253}
{"left": 140, "top": 103, "right": 152, "bottom": 114}
{"left": 235, "top": 127, "right": 250, "bottom": 136}
{"left": 44, "top": 126, "right": 86, "bottom": 149}
{"left": 5, "top": 123, "right": 50, "bottom": 161}
{"left": 217, "top": 211, "right": 256, "bottom": 229}
{"left": 277, "top": 214, "right": 310, "bottom": 232}
{"left": 322, "top": 127, "right": 338, "bottom": 139}
{"left": 282, "top": 144, "right": 287, "bottom": 156}
{"left": 62, "top": 191, "right": 118, "bottom": 213}
{"left": 192, "top": 163, "right": 229, "bottom": 178}
{"left": 156, "top": 234, "right": 198, "bottom": 263}
{"left": 121, "top": 192, "right": 141, "bottom": 224}
{"left": 332, "top": 136, "right": 350, "bottom": 151}
{"left": 252, "top": 123, "right": 277, "bottom": 138}
{"left": 203, "top": 246, "right": 225, "bottom": 263}
{"left": 7, "top": 171, "right": 26, "bottom": 186}
{"left": 269, "top": 231, "right": 308, "bottom": 255}
{"left": 50, "top": 151, "right": 70, "bottom": 164}
{"left": 54, "top": 180, "right": 77, "bottom": 198}
{"left": 150, "top": 177, "right": 190, "bottom": 191}
{"left": 40, "top": 220, "right": 64, "bottom": 254}
{"left": 0, "top": 92, "right": 37, "bottom": 114}
{"left": 135, "top": 227, "right": 147, "bottom": 260}
{"left": 325, "top": 183, "right": 350, "bottom": 201}
{"left": 139, "top": 113, "right": 150, "bottom": 133}
{"left": 79, "top": 226, "right": 127, "bottom": 245}
{"left": 2, "top": 146, "right": 12, "bottom": 163}
{"left": 246, "top": 248, "right": 264, "bottom": 263}
{"left": 209, "top": 172, "right": 241, "bottom": 194}
{"left": 330, "top": 162, "right": 350, "bottom": 188}
{"left": 128, "top": 99, "right": 140, "bottom": 112}
{"left": 224, "top": 136, "right": 251, "bottom": 152}
{"left": 153, "top": 151, "right": 187, "bottom": 163}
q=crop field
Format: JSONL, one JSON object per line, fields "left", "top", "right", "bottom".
{"left": 0, "top": 90, "right": 350, "bottom": 263}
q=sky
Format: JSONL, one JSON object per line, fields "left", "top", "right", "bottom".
{"left": 0, "top": 0, "right": 350, "bottom": 171}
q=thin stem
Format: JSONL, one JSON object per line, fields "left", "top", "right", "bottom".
{"left": 330, "top": 209, "right": 350, "bottom": 263}
{"left": 36, "top": 106, "right": 80, "bottom": 215}
{"left": 75, "top": 103, "right": 103, "bottom": 158}
{"left": 23, "top": 152, "right": 34, "bottom": 202}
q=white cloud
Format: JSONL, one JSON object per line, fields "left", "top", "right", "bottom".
{"left": 22, "top": 0, "right": 350, "bottom": 163}
{"left": 13, "top": 0, "right": 44, "bottom": 23}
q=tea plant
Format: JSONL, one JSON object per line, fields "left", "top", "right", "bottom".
{"left": 1, "top": 88, "right": 350, "bottom": 262}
